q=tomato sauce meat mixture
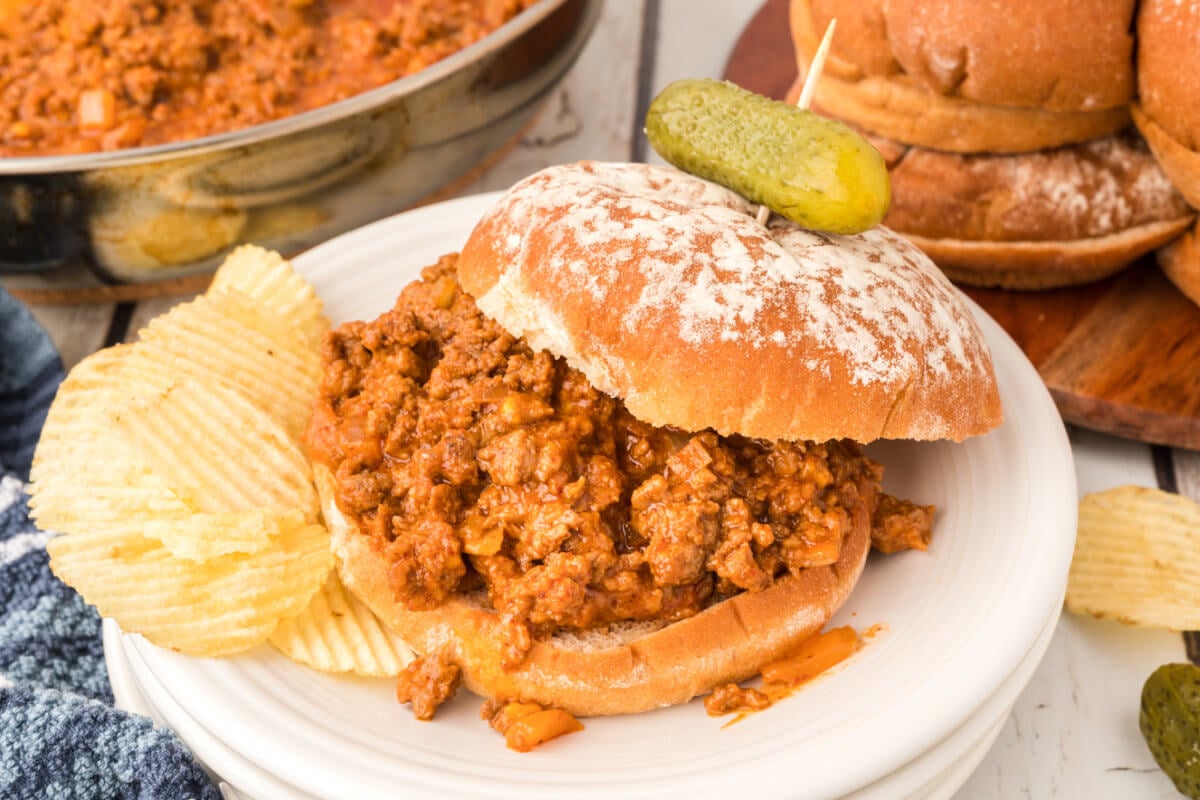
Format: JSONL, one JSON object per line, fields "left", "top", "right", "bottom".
{"left": 307, "top": 256, "right": 934, "bottom": 717}
{"left": 0, "top": 0, "right": 536, "bottom": 156}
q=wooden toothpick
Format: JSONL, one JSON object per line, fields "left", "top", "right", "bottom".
{"left": 755, "top": 18, "right": 838, "bottom": 227}
{"left": 797, "top": 18, "right": 837, "bottom": 110}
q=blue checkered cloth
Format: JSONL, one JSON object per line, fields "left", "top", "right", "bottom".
{"left": 0, "top": 289, "right": 219, "bottom": 800}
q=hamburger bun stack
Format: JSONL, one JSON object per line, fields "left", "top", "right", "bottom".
{"left": 788, "top": 0, "right": 1196, "bottom": 291}
{"left": 1134, "top": 0, "right": 1200, "bottom": 306}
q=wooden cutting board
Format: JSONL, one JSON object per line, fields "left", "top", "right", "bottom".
{"left": 723, "top": 0, "right": 1200, "bottom": 451}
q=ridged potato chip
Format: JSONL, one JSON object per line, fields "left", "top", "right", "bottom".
{"left": 48, "top": 510, "right": 332, "bottom": 657}
{"left": 135, "top": 292, "right": 322, "bottom": 441}
{"left": 29, "top": 346, "right": 169, "bottom": 473}
{"left": 208, "top": 244, "right": 328, "bottom": 349}
{"left": 269, "top": 572, "right": 415, "bottom": 676}
{"left": 28, "top": 347, "right": 189, "bottom": 534}
{"left": 1066, "top": 485, "right": 1200, "bottom": 630}
{"left": 142, "top": 510, "right": 286, "bottom": 562}
{"left": 204, "top": 287, "right": 322, "bottom": 366}
{"left": 113, "top": 377, "right": 317, "bottom": 520}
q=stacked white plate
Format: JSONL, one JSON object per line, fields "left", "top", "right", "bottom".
{"left": 104, "top": 194, "right": 1079, "bottom": 800}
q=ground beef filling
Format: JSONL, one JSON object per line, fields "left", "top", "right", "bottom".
{"left": 0, "top": 0, "right": 536, "bottom": 156}
{"left": 396, "top": 650, "right": 461, "bottom": 721}
{"left": 308, "top": 255, "right": 933, "bottom": 668}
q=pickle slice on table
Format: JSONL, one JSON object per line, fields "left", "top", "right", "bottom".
{"left": 645, "top": 78, "right": 890, "bottom": 235}
{"left": 1140, "top": 663, "right": 1200, "bottom": 799}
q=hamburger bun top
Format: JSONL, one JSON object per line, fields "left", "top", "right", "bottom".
{"left": 1133, "top": 0, "right": 1200, "bottom": 209}
{"left": 790, "top": 0, "right": 1134, "bottom": 153}
{"left": 802, "top": 0, "right": 1135, "bottom": 112}
{"left": 873, "top": 128, "right": 1195, "bottom": 289}
{"left": 1137, "top": 0, "right": 1200, "bottom": 152}
{"left": 881, "top": 132, "right": 1189, "bottom": 245}
{"left": 457, "top": 161, "right": 1002, "bottom": 444}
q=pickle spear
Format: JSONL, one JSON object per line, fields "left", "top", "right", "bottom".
{"left": 645, "top": 78, "right": 890, "bottom": 235}
{"left": 1140, "top": 663, "right": 1200, "bottom": 798}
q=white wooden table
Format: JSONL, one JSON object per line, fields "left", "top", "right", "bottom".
{"left": 21, "top": 2, "right": 1195, "bottom": 797}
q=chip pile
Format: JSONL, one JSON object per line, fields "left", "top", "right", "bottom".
{"left": 28, "top": 245, "right": 414, "bottom": 673}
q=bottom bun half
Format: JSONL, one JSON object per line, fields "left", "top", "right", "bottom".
{"left": 1133, "top": 104, "right": 1200, "bottom": 211}
{"left": 316, "top": 465, "right": 875, "bottom": 717}
{"left": 905, "top": 221, "right": 1193, "bottom": 290}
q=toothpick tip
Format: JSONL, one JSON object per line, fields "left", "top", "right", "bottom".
{"left": 796, "top": 18, "right": 837, "bottom": 111}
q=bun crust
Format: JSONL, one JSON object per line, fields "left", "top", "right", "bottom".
{"left": 879, "top": 130, "right": 1195, "bottom": 288}
{"left": 1133, "top": 105, "right": 1200, "bottom": 211}
{"left": 883, "top": 133, "right": 1191, "bottom": 244}
{"left": 904, "top": 222, "right": 1193, "bottom": 290}
{"left": 320, "top": 465, "right": 875, "bottom": 716}
{"left": 797, "top": 73, "right": 1129, "bottom": 156}
{"left": 790, "top": 0, "right": 1133, "bottom": 153}
{"left": 1136, "top": 0, "right": 1200, "bottom": 153}
{"left": 1133, "top": 0, "right": 1200, "bottom": 208}
{"left": 457, "top": 162, "right": 1002, "bottom": 444}
{"left": 1158, "top": 220, "right": 1200, "bottom": 309}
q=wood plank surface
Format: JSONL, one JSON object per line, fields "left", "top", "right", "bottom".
{"left": 723, "top": 0, "right": 1200, "bottom": 451}
{"left": 23, "top": 304, "right": 116, "bottom": 371}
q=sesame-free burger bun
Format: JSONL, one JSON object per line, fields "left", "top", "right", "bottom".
{"left": 1133, "top": 0, "right": 1200, "bottom": 209}
{"left": 790, "top": 0, "right": 1135, "bottom": 153}
{"left": 457, "top": 161, "right": 1003, "bottom": 445}
{"left": 880, "top": 131, "right": 1195, "bottom": 289}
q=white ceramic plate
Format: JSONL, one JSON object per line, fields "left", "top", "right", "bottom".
{"left": 847, "top": 601, "right": 1062, "bottom": 800}
{"left": 125, "top": 193, "right": 1078, "bottom": 800}
{"left": 105, "top": 620, "right": 318, "bottom": 800}
{"left": 104, "top": 618, "right": 157, "bottom": 723}
{"left": 107, "top": 599, "right": 1060, "bottom": 800}
{"left": 109, "top": 591, "right": 1063, "bottom": 800}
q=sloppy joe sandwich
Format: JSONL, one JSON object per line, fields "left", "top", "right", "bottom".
{"left": 305, "top": 161, "right": 1004, "bottom": 719}
{"left": 787, "top": 0, "right": 1195, "bottom": 290}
